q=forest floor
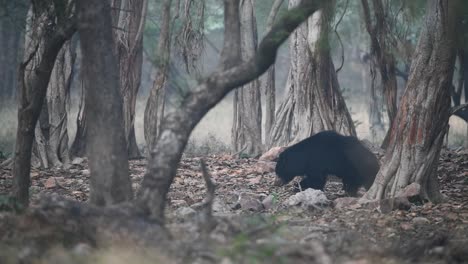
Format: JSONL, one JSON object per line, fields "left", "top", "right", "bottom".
{"left": 0, "top": 148, "right": 468, "bottom": 263}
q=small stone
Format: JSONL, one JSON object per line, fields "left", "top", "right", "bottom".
{"left": 429, "top": 246, "right": 445, "bottom": 256}
{"left": 334, "top": 197, "right": 359, "bottom": 209}
{"left": 72, "top": 157, "right": 84, "bottom": 165}
{"left": 262, "top": 195, "right": 276, "bottom": 210}
{"left": 175, "top": 207, "right": 196, "bottom": 218}
{"left": 238, "top": 193, "right": 264, "bottom": 212}
{"left": 412, "top": 216, "right": 430, "bottom": 225}
{"left": 44, "top": 178, "right": 57, "bottom": 189}
{"left": 171, "top": 199, "right": 188, "bottom": 208}
{"left": 285, "top": 189, "right": 330, "bottom": 208}
{"left": 400, "top": 222, "right": 413, "bottom": 230}
{"left": 81, "top": 169, "right": 90, "bottom": 176}
{"left": 72, "top": 243, "right": 92, "bottom": 256}
{"left": 213, "top": 198, "right": 231, "bottom": 213}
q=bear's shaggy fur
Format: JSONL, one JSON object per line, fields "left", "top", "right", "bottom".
{"left": 275, "top": 131, "right": 380, "bottom": 196}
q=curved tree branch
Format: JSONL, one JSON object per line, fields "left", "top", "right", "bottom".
{"left": 137, "top": 0, "right": 325, "bottom": 222}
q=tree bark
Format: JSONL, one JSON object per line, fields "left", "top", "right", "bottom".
{"left": 136, "top": 0, "right": 325, "bottom": 222}
{"left": 262, "top": 0, "right": 284, "bottom": 148}
{"left": 361, "top": 0, "right": 398, "bottom": 149}
{"left": 269, "top": 0, "right": 355, "bottom": 148}
{"left": 144, "top": 0, "right": 172, "bottom": 151}
{"left": 77, "top": 0, "right": 133, "bottom": 206}
{"left": 70, "top": 78, "right": 88, "bottom": 158}
{"left": 33, "top": 40, "right": 76, "bottom": 168}
{"left": 364, "top": 0, "right": 461, "bottom": 202}
{"left": 232, "top": 0, "right": 262, "bottom": 156}
{"left": 113, "top": 0, "right": 148, "bottom": 159}
{"left": 13, "top": 2, "right": 76, "bottom": 207}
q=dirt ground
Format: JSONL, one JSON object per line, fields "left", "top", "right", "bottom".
{"left": 0, "top": 148, "right": 468, "bottom": 263}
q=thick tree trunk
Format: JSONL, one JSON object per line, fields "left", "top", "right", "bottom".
{"left": 33, "top": 41, "right": 76, "bottom": 168}
{"left": 174, "top": 0, "right": 205, "bottom": 77}
{"left": 231, "top": 0, "right": 262, "bottom": 156}
{"left": 136, "top": 0, "right": 325, "bottom": 222}
{"left": 361, "top": 0, "right": 398, "bottom": 149}
{"left": 269, "top": 0, "right": 355, "bottom": 148}
{"left": 364, "top": 0, "right": 461, "bottom": 202}
{"left": 13, "top": 2, "right": 76, "bottom": 207}
{"left": 263, "top": 0, "right": 284, "bottom": 147}
{"left": 113, "top": 0, "right": 148, "bottom": 159}
{"left": 144, "top": 0, "right": 172, "bottom": 151}
{"left": 77, "top": 0, "right": 133, "bottom": 206}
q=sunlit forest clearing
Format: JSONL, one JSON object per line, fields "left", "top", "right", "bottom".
{"left": 0, "top": 0, "right": 468, "bottom": 263}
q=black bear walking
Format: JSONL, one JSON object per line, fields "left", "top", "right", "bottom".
{"left": 275, "top": 131, "right": 380, "bottom": 196}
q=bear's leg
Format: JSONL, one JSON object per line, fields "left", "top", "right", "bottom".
{"left": 297, "top": 173, "right": 327, "bottom": 192}
{"left": 342, "top": 178, "right": 359, "bottom": 197}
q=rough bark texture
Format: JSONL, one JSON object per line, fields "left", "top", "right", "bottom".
{"left": 0, "top": 1, "right": 27, "bottom": 102}
{"left": 77, "top": 0, "right": 133, "bottom": 206}
{"left": 364, "top": 0, "right": 460, "bottom": 202}
{"left": 262, "top": 0, "right": 284, "bottom": 147}
{"left": 136, "top": 0, "right": 325, "bottom": 222}
{"left": 144, "top": 0, "right": 172, "bottom": 151}
{"left": 113, "top": 0, "right": 148, "bottom": 159}
{"left": 69, "top": 81, "right": 88, "bottom": 158}
{"left": 174, "top": 0, "right": 205, "bottom": 77}
{"left": 13, "top": 2, "right": 76, "bottom": 207}
{"left": 33, "top": 40, "right": 76, "bottom": 168}
{"left": 232, "top": 0, "right": 262, "bottom": 156}
{"left": 269, "top": 0, "right": 355, "bottom": 148}
{"left": 361, "top": 0, "right": 398, "bottom": 149}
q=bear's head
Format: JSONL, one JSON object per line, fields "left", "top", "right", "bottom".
{"left": 275, "top": 152, "right": 297, "bottom": 184}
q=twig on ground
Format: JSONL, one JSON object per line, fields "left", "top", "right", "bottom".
{"left": 198, "top": 159, "right": 217, "bottom": 235}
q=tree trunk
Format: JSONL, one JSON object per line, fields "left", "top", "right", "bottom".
{"left": 33, "top": 40, "right": 76, "bottom": 168}
{"left": 113, "top": 0, "right": 148, "bottom": 159}
{"left": 70, "top": 80, "right": 88, "bottom": 158}
{"left": 231, "top": 0, "right": 262, "bottom": 156}
{"left": 77, "top": 0, "right": 133, "bottom": 206}
{"left": 263, "top": 0, "right": 284, "bottom": 148}
{"left": 136, "top": 0, "right": 325, "bottom": 223}
{"left": 361, "top": 0, "right": 398, "bottom": 149}
{"left": 13, "top": 2, "right": 76, "bottom": 207}
{"left": 174, "top": 0, "right": 205, "bottom": 77}
{"left": 364, "top": 0, "right": 461, "bottom": 202}
{"left": 144, "top": 0, "right": 172, "bottom": 151}
{"left": 269, "top": 0, "right": 355, "bottom": 148}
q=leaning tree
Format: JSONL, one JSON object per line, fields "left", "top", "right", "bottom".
{"left": 144, "top": 0, "right": 172, "bottom": 150}
{"left": 12, "top": 0, "right": 76, "bottom": 207}
{"left": 364, "top": 0, "right": 463, "bottom": 202}
{"left": 268, "top": 0, "right": 356, "bottom": 148}
{"left": 137, "top": 0, "right": 327, "bottom": 222}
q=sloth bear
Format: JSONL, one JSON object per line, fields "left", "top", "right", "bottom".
{"left": 275, "top": 131, "right": 380, "bottom": 196}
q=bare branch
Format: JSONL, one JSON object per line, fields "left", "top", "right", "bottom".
{"left": 198, "top": 159, "right": 216, "bottom": 235}
{"left": 138, "top": 0, "right": 325, "bottom": 222}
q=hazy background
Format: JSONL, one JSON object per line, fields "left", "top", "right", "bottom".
{"left": 0, "top": 0, "right": 466, "bottom": 157}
